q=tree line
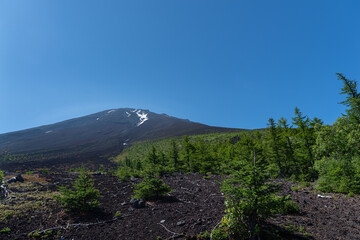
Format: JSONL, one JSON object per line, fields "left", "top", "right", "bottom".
{"left": 117, "top": 73, "right": 360, "bottom": 195}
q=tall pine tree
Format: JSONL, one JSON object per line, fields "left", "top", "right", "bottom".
{"left": 337, "top": 73, "right": 360, "bottom": 124}
{"left": 278, "top": 117, "right": 299, "bottom": 176}
{"left": 292, "top": 107, "right": 315, "bottom": 172}
{"left": 266, "top": 118, "right": 284, "bottom": 177}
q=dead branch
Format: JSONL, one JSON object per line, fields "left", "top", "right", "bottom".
{"left": 28, "top": 215, "right": 130, "bottom": 236}
{"left": 158, "top": 223, "right": 179, "bottom": 235}
{"left": 158, "top": 223, "right": 184, "bottom": 240}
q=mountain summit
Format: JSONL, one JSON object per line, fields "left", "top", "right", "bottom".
{"left": 0, "top": 108, "right": 237, "bottom": 159}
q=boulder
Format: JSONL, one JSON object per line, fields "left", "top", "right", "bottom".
{"left": 177, "top": 220, "right": 186, "bottom": 226}
{"left": 7, "top": 174, "right": 24, "bottom": 184}
{"left": 130, "top": 198, "right": 146, "bottom": 208}
{"left": 317, "top": 194, "right": 332, "bottom": 199}
{"left": 92, "top": 172, "right": 103, "bottom": 176}
{"left": 0, "top": 185, "right": 8, "bottom": 199}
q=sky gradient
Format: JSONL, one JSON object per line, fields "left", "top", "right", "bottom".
{"left": 1, "top": 1, "right": 360, "bottom": 134}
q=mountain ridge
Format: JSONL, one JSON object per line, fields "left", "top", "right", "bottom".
{"left": 0, "top": 108, "right": 241, "bottom": 168}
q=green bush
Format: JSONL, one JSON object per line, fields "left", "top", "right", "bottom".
{"left": 0, "top": 170, "right": 3, "bottom": 183}
{"left": 0, "top": 227, "right": 10, "bottom": 233}
{"left": 210, "top": 228, "right": 229, "bottom": 240}
{"left": 278, "top": 196, "right": 301, "bottom": 214}
{"left": 114, "top": 210, "right": 122, "bottom": 218}
{"left": 55, "top": 168, "right": 101, "bottom": 212}
{"left": 313, "top": 82, "right": 360, "bottom": 194}
{"left": 116, "top": 166, "right": 132, "bottom": 182}
{"left": 196, "top": 231, "right": 210, "bottom": 239}
{"left": 132, "top": 176, "right": 172, "bottom": 200}
{"left": 315, "top": 155, "right": 360, "bottom": 193}
{"left": 348, "top": 192, "right": 355, "bottom": 197}
{"left": 28, "top": 230, "right": 53, "bottom": 239}
{"left": 221, "top": 167, "right": 277, "bottom": 239}
{"left": 220, "top": 142, "right": 299, "bottom": 240}
{"left": 39, "top": 169, "right": 49, "bottom": 174}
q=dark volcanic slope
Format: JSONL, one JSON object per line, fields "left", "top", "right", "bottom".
{"left": 0, "top": 108, "right": 238, "bottom": 156}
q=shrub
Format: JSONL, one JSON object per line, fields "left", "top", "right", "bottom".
{"left": 211, "top": 228, "right": 228, "bottom": 240}
{"left": 221, "top": 164, "right": 277, "bottom": 239}
{"left": 28, "top": 230, "right": 53, "bottom": 239}
{"left": 0, "top": 170, "right": 3, "bottom": 183}
{"left": 0, "top": 227, "right": 10, "bottom": 233}
{"left": 39, "top": 169, "right": 49, "bottom": 174}
{"left": 55, "top": 168, "right": 101, "bottom": 212}
{"left": 291, "top": 185, "right": 300, "bottom": 192}
{"left": 116, "top": 165, "right": 143, "bottom": 182}
{"left": 220, "top": 146, "right": 299, "bottom": 240}
{"left": 116, "top": 166, "right": 132, "bottom": 182}
{"left": 114, "top": 210, "right": 122, "bottom": 218}
{"left": 132, "top": 176, "right": 172, "bottom": 200}
{"left": 197, "top": 231, "right": 210, "bottom": 239}
{"left": 315, "top": 155, "right": 360, "bottom": 193}
{"left": 278, "top": 196, "right": 301, "bottom": 214}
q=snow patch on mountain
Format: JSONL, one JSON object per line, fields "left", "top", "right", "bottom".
{"left": 96, "top": 117, "right": 100, "bottom": 121}
{"left": 45, "top": 130, "right": 53, "bottom": 134}
{"left": 126, "top": 112, "right": 131, "bottom": 117}
{"left": 136, "top": 110, "right": 148, "bottom": 126}
{"left": 107, "top": 110, "right": 116, "bottom": 114}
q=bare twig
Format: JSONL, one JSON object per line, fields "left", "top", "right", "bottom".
{"left": 209, "top": 193, "right": 224, "bottom": 198}
{"left": 158, "top": 223, "right": 184, "bottom": 240}
{"left": 158, "top": 223, "right": 179, "bottom": 235}
{"left": 176, "top": 198, "right": 192, "bottom": 204}
{"left": 28, "top": 215, "right": 129, "bottom": 236}
{"left": 28, "top": 225, "right": 66, "bottom": 235}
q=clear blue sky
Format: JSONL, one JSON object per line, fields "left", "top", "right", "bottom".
{"left": 1, "top": 1, "right": 360, "bottom": 134}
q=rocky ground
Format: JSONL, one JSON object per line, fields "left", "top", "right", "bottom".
{"left": 273, "top": 181, "right": 360, "bottom": 240}
{"left": 0, "top": 170, "right": 359, "bottom": 240}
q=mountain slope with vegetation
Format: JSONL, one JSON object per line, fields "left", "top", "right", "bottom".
{"left": 110, "top": 73, "right": 360, "bottom": 238}
{"left": 115, "top": 73, "right": 360, "bottom": 193}
{"left": 0, "top": 109, "right": 240, "bottom": 169}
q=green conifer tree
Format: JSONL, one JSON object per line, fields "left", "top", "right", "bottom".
{"left": 278, "top": 117, "right": 299, "bottom": 176}
{"left": 56, "top": 168, "right": 101, "bottom": 212}
{"left": 147, "top": 146, "right": 159, "bottom": 165}
{"left": 182, "top": 136, "right": 195, "bottom": 172}
{"left": 292, "top": 107, "right": 315, "bottom": 177}
{"left": 169, "top": 140, "right": 179, "bottom": 170}
{"left": 0, "top": 170, "right": 3, "bottom": 183}
{"left": 337, "top": 73, "right": 360, "bottom": 124}
{"left": 266, "top": 118, "right": 284, "bottom": 177}
{"left": 221, "top": 139, "right": 284, "bottom": 240}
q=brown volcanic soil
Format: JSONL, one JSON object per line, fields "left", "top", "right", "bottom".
{"left": 0, "top": 172, "right": 360, "bottom": 240}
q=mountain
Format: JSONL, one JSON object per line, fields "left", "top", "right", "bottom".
{"left": 0, "top": 108, "right": 240, "bottom": 168}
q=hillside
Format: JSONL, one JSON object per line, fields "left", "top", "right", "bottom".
{"left": 0, "top": 108, "right": 241, "bottom": 169}
{"left": 112, "top": 131, "right": 248, "bottom": 165}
